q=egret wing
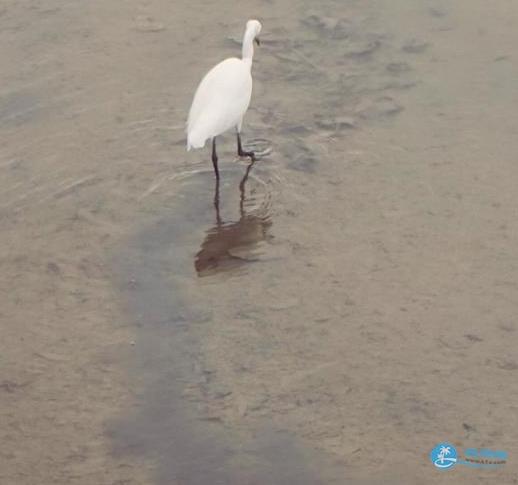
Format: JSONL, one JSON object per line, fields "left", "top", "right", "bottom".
{"left": 187, "top": 58, "right": 252, "bottom": 149}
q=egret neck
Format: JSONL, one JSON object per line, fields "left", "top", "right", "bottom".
{"left": 241, "top": 27, "right": 256, "bottom": 66}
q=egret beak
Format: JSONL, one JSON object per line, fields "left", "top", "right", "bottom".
{"left": 255, "top": 37, "right": 260, "bottom": 46}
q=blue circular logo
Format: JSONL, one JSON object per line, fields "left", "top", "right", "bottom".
{"left": 430, "top": 443, "right": 458, "bottom": 469}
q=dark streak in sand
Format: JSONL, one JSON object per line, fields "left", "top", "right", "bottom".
{"left": 108, "top": 166, "right": 338, "bottom": 484}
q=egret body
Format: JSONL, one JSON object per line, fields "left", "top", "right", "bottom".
{"left": 186, "top": 20, "right": 262, "bottom": 178}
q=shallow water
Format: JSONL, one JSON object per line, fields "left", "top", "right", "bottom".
{"left": 109, "top": 167, "right": 340, "bottom": 484}
{"left": 2, "top": 0, "right": 518, "bottom": 484}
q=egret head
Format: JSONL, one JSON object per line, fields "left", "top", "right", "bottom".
{"left": 246, "top": 19, "right": 262, "bottom": 45}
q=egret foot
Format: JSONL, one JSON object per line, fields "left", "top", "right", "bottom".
{"left": 237, "top": 133, "right": 256, "bottom": 161}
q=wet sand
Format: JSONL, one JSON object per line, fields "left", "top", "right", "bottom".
{"left": 1, "top": 0, "right": 518, "bottom": 484}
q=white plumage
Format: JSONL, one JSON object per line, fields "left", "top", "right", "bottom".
{"left": 186, "top": 20, "right": 262, "bottom": 177}
{"left": 187, "top": 58, "right": 253, "bottom": 149}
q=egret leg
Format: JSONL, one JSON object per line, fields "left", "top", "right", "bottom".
{"left": 237, "top": 133, "right": 256, "bottom": 161}
{"left": 212, "top": 138, "right": 219, "bottom": 179}
{"left": 213, "top": 177, "right": 221, "bottom": 225}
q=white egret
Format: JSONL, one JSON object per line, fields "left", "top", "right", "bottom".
{"left": 186, "top": 19, "right": 262, "bottom": 179}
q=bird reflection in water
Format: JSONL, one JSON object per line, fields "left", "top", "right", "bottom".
{"left": 194, "top": 161, "right": 272, "bottom": 276}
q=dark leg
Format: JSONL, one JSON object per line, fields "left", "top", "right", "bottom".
{"left": 212, "top": 138, "right": 219, "bottom": 179}
{"left": 213, "top": 177, "right": 221, "bottom": 225}
{"left": 237, "top": 133, "right": 256, "bottom": 161}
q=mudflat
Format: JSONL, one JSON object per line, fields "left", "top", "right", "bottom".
{"left": 1, "top": 1, "right": 517, "bottom": 484}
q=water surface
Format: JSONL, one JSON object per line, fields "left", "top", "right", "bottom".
{"left": 1, "top": 1, "right": 518, "bottom": 484}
